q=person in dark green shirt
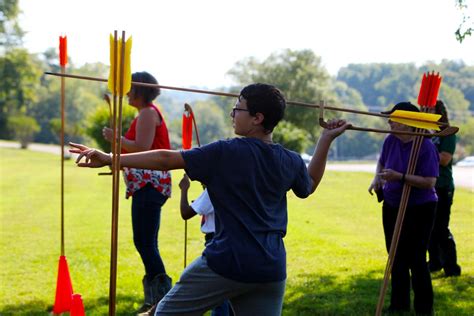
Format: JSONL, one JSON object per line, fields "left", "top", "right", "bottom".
{"left": 428, "top": 100, "right": 462, "bottom": 277}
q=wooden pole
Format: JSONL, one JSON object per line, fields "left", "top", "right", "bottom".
{"left": 60, "top": 66, "right": 66, "bottom": 257}
{"left": 108, "top": 30, "right": 119, "bottom": 316}
{"left": 43, "top": 71, "right": 450, "bottom": 129}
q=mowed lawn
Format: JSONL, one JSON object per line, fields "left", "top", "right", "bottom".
{"left": 0, "top": 147, "right": 472, "bottom": 315}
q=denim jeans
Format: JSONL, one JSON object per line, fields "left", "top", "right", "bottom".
{"left": 132, "top": 183, "right": 168, "bottom": 279}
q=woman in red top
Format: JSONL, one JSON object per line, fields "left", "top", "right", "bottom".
{"left": 103, "top": 72, "right": 172, "bottom": 313}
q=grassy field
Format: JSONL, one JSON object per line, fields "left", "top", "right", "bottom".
{"left": 0, "top": 147, "right": 472, "bottom": 315}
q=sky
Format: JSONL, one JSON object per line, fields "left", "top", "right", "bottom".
{"left": 18, "top": 0, "right": 474, "bottom": 88}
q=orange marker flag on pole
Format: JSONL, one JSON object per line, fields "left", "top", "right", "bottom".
{"left": 52, "top": 35, "right": 74, "bottom": 315}
{"left": 59, "top": 36, "right": 67, "bottom": 66}
{"left": 182, "top": 109, "right": 193, "bottom": 150}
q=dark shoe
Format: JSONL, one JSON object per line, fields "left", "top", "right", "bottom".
{"left": 444, "top": 264, "right": 461, "bottom": 277}
{"left": 135, "top": 303, "right": 153, "bottom": 314}
{"left": 137, "top": 303, "right": 157, "bottom": 316}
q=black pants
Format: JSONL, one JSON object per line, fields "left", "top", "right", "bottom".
{"left": 132, "top": 183, "right": 168, "bottom": 279}
{"left": 383, "top": 201, "right": 436, "bottom": 314}
{"left": 428, "top": 187, "right": 460, "bottom": 274}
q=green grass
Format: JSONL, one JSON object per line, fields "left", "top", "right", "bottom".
{"left": 0, "top": 147, "right": 472, "bottom": 315}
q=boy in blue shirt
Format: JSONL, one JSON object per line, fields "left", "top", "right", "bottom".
{"left": 71, "top": 83, "right": 349, "bottom": 315}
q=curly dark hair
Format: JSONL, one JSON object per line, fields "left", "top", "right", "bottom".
{"left": 239, "top": 83, "right": 286, "bottom": 134}
{"left": 131, "top": 71, "right": 160, "bottom": 103}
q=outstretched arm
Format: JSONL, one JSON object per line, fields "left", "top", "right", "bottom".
{"left": 69, "top": 142, "right": 185, "bottom": 170}
{"left": 307, "top": 119, "right": 350, "bottom": 193}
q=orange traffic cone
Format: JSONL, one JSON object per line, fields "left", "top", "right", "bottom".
{"left": 52, "top": 255, "right": 74, "bottom": 314}
{"left": 70, "top": 294, "right": 85, "bottom": 316}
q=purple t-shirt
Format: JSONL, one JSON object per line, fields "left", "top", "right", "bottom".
{"left": 379, "top": 135, "right": 439, "bottom": 207}
{"left": 181, "top": 137, "right": 312, "bottom": 283}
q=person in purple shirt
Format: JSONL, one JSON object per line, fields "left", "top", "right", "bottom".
{"left": 369, "top": 102, "right": 439, "bottom": 315}
{"left": 70, "top": 83, "right": 350, "bottom": 315}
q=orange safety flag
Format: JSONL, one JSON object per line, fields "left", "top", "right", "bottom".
{"left": 182, "top": 110, "right": 193, "bottom": 150}
{"left": 59, "top": 36, "right": 67, "bottom": 66}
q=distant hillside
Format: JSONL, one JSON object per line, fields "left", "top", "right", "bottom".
{"left": 159, "top": 87, "right": 211, "bottom": 120}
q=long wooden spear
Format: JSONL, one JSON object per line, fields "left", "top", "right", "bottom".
{"left": 44, "top": 72, "right": 456, "bottom": 134}
{"left": 107, "top": 30, "right": 132, "bottom": 316}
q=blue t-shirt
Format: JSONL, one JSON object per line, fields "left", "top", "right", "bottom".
{"left": 379, "top": 135, "right": 439, "bottom": 207}
{"left": 181, "top": 137, "right": 312, "bottom": 283}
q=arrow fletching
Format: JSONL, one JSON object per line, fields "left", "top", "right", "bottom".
{"left": 417, "top": 72, "right": 442, "bottom": 108}
{"left": 390, "top": 110, "right": 441, "bottom": 130}
{"left": 182, "top": 110, "right": 193, "bottom": 150}
{"left": 59, "top": 36, "right": 67, "bottom": 67}
{"left": 107, "top": 34, "right": 132, "bottom": 96}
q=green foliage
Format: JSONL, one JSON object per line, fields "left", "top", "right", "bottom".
{"left": 457, "top": 117, "right": 474, "bottom": 155}
{"left": 86, "top": 104, "right": 136, "bottom": 152}
{"left": 1, "top": 148, "right": 473, "bottom": 315}
{"left": 273, "top": 121, "right": 311, "bottom": 153}
{"left": 229, "top": 49, "right": 335, "bottom": 138}
{"left": 0, "top": 0, "right": 23, "bottom": 48}
{"left": 455, "top": 0, "right": 473, "bottom": 43}
{"left": 0, "top": 48, "right": 43, "bottom": 137}
{"left": 337, "top": 63, "right": 420, "bottom": 108}
{"left": 7, "top": 114, "right": 40, "bottom": 148}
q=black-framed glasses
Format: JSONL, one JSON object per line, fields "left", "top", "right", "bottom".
{"left": 230, "top": 107, "right": 250, "bottom": 117}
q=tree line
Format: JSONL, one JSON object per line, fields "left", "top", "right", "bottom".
{"left": 2, "top": 0, "right": 473, "bottom": 158}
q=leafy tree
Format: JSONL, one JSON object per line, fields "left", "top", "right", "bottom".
{"left": 273, "top": 121, "right": 311, "bottom": 153}
{"left": 32, "top": 53, "right": 108, "bottom": 144}
{"left": 228, "top": 49, "right": 336, "bottom": 139}
{"left": 86, "top": 105, "right": 136, "bottom": 152}
{"left": 337, "top": 63, "right": 419, "bottom": 108}
{"left": 0, "top": 0, "right": 23, "bottom": 49}
{"left": 331, "top": 80, "right": 384, "bottom": 159}
{"left": 455, "top": 0, "right": 473, "bottom": 43}
{"left": 0, "top": 48, "right": 42, "bottom": 138}
{"left": 7, "top": 114, "right": 40, "bottom": 148}
{"left": 457, "top": 117, "right": 474, "bottom": 155}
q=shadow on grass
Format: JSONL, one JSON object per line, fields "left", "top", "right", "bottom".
{"left": 283, "top": 270, "right": 473, "bottom": 315}
{"left": 1, "top": 273, "right": 471, "bottom": 315}
{"left": 0, "top": 294, "right": 140, "bottom": 316}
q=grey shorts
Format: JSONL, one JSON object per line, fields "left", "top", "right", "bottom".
{"left": 155, "top": 256, "right": 286, "bottom": 316}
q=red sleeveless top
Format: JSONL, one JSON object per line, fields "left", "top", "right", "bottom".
{"left": 122, "top": 103, "right": 171, "bottom": 153}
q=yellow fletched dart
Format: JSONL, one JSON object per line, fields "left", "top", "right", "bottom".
{"left": 107, "top": 34, "right": 132, "bottom": 96}
{"left": 390, "top": 110, "right": 441, "bottom": 131}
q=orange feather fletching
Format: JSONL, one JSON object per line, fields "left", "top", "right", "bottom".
{"left": 59, "top": 36, "right": 67, "bottom": 67}
{"left": 182, "top": 110, "right": 193, "bottom": 150}
{"left": 417, "top": 72, "right": 442, "bottom": 108}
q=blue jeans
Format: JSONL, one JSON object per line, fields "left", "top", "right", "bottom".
{"left": 156, "top": 256, "right": 286, "bottom": 315}
{"left": 132, "top": 183, "right": 168, "bottom": 279}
